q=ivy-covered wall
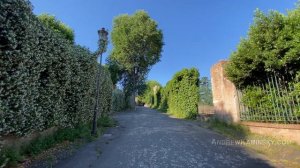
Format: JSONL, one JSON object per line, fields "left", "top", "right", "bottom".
{"left": 163, "top": 68, "right": 200, "bottom": 119}
{"left": 0, "top": 0, "right": 113, "bottom": 136}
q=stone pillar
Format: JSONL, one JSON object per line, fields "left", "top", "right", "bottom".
{"left": 210, "top": 61, "right": 240, "bottom": 123}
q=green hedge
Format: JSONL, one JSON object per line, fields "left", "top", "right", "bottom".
{"left": 0, "top": 0, "right": 113, "bottom": 136}
{"left": 163, "top": 68, "right": 200, "bottom": 119}
{"left": 137, "top": 80, "right": 162, "bottom": 108}
{"left": 158, "top": 87, "right": 168, "bottom": 112}
{"left": 98, "top": 67, "right": 113, "bottom": 116}
{"left": 111, "top": 89, "right": 126, "bottom": 112}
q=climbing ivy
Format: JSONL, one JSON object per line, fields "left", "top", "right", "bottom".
{"left": 163, "top": 68, "right": 200, "bottom": 119}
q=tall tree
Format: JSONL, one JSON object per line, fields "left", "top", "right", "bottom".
{"left": 38, "top": 14, "right": 74, "bottom": 43}
{"left": 108, "top": 10, "right": 163, "bottom": 105}
{"left": 225, "top": 8, "right": 300, "bottom": 88}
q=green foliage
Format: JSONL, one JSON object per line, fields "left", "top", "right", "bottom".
{"left": 223, "top": 5, "right": 300, "bottom": 124}
{"left": 0, "top": 114, "right": 117, "bottom": 167}
{"left": 0, "top": 0, "right": 113, "bottom": 136}
{"left": 98, "top": 67, "right": 113, "bottom": 117}
{"left": 38, "top": 13, "right": 75, "bottom": 43}
{"left": 106, "top": 60, "right": 124, "bottom": 86}
{"left": 0, "top": 148, "right": 22, "bottom": 167}
{"left": 110, "top": 10, "right": 163, "bottom": 72}
{"left": 164, "top": 68, "right": 200, "bottom": 119}
{"left": 111, "top": 89, "right": 126, "bottom": 112}
{"left": 226, "top": 7, "right": 300, "bottom": 88}
{"left": 242, "top": 86, "right": 270, "bottom": 109}
{"left": 138, "top": 70, "right": 200, "bottom": 118}
{"left": 97, "top": 116, "right": 117, "bottom": 128}
{"left": 224, "top": 5, "right": 300, "bottom": 123}
{"left": 0, "top": 125, "right": 91, "bottom": 166}
{"left": 290, "top": 73, "right": 300, "bottom": 119}
{"left": 157, "top": 87, "right": 168, "bottom": 112}
{"left": 138, "top": 80, "right": 162, "bottom": 108}
{"left": 0, "top": 151, "right": 7, "bottom": 168}
{"left": 241, "top": 86, "right": 274, "bottom": 120}
{"left": 199, "top": 77, "right": 213, "bottom": 105}
{"left": 240, "top": 77, "right": 300, "bottom": 123}
{"left": 108, "top": 10, "right": 164, "bottom": 102}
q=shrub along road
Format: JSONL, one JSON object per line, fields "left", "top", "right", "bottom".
{"left": 55, "top": 107, "right": 273, "bottom": 168}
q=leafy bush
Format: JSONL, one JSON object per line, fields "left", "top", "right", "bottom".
{"left": 111, "top": 89, "right": 126, "bottom": 112}
{"left": 0, "top": 0, "right": 113, "bottom": 136}
{"left": 38, "top": 14, "right": 75, "bottom": 43}
{"left": 241, "top": 86, "right": 274, "bottom": 120}
{"left": 224, "top": 5, "right": 300, "bottom": 123}
{"left": 97, "top": 116, "right": 117, "bottom": 128}
{"left": 226, "top": 7, "right": 300, "bottom": 88}
{"left": 163, "top": 68, "right": 200, "bottom": 119}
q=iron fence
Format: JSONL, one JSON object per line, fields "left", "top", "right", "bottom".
{"left": 238, "top": 75, "right": 300, "bottom": 124}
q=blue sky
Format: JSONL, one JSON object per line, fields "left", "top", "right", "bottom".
{"left": 30, "top": 0, "right": 297, "bottom": 86}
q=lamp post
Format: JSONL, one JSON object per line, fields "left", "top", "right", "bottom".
{"left": 134, "top": 66, "right": 138, "bottom": 110}
{"left": 91, "top": 27, "right": 109, "bottom": 136}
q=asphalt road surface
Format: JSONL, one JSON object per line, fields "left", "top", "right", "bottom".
{"left": 56, "top": 107, "right": 273, "bottom": 168}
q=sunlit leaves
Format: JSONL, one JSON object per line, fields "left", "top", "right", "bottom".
{"left": 108, "top": 10, "right": 163, "bottom": 100}
{"left": 0, "top": 0, "right": 113, "bottom": 135}
{"left": 226, "top": 7, "right": 300, "bottom": 88}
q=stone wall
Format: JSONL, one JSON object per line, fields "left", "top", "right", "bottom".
{"left": 210, "top": 61, "right": 240, "bottom": 123}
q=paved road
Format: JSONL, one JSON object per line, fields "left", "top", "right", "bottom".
{"left": 56, "top": 107, "right": 273, "bottom": 168}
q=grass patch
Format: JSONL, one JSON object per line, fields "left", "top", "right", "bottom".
{"left": 0, "top": 116, "right": 117, "bottom": 167}
{"left": 207, "top": 118, "right": 249, "bottom": 139}
{"left": 22, "top": 124, "right": 93, "bottom": 157}
{"left": 97, "top": 115, "right": 117, "bottom": 128}
{"left": 0, "top": 148, "right": 23, "bottom": 167}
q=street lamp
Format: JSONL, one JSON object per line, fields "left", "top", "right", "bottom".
{"left": 97, "top": 27, "right": 109, "bottom": 64}
{"left": 91, "top": 27, "right": 109, "bottom": 136}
